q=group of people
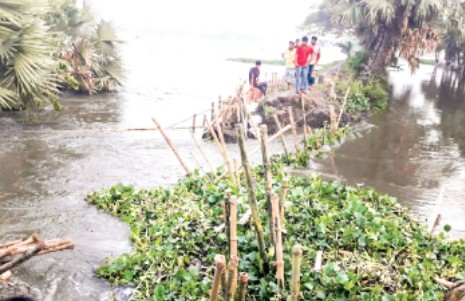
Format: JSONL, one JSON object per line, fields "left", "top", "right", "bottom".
{"left": 248, "top": 36, "right": 321, "bottom": 99}
{"left": 283, "top": 36, "right": 321, "bottom": 94}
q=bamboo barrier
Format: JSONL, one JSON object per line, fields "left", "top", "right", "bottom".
{"left": 272, "top": 114, "right": 290, "bottom": 157}
{"left": 291, "top": 245, "right": 303, "bottom": 301}
{"left": 288, "top": 107, "right": 300, "bottom": 153}
{"left": 260, "top": 125, "right": 275, "bottom": 244}
{"left": 190, "top": 130, "right": 215, "bottom": 173}
{"left": 152, "top": 118, "right": 191, "bottom": 175}
{"left": 236, "top": 124, "right": 269, "bottom": 273}
{"left": 210, "top": 255, "right": 226, "bottom": 301}
{"left": 237, "top": 273, "right": 249, "bottom": 301}
{"left": 271, "top": 193, "right": 285, "bottom": 293}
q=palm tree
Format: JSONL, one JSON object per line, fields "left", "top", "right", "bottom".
{"left": 337, "top": 41, "right": 354, "bottom": 58}
{"left": 0, "top": 0, "right": 59, "bottom": 110}
{"left": 321, "top": 0, "right": 465, "bottom": 75}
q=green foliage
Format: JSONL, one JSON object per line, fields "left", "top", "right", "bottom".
{"left": 88, "top": 163, "right": 465, "bottom": 300}
{"left": 345, "top": 51, "right": 367, "bottom": 76}
{"left": 337, "top": 79, "right": 389, "bottom": 115}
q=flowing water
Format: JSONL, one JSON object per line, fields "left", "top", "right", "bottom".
{"left": 1, "top": 1, "right": 465, "bottom": 300}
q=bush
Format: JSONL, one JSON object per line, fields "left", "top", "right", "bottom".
{"left": 336, "top": 79, "right": 389, "bottom": 115}
{"left": 346, "top": 51, "right": 367, "bottom": 76}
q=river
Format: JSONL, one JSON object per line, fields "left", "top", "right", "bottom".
{"left": 1, "top": 2, "right": 464, "bottom": 300}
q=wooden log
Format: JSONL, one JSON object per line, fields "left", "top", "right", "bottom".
{"left": 226, "top": 255, "right": 239, "bottom": 301}
{"left": 428, "top": 186, "right": 446, "bottom": 234}
{"left": 37, "top": 243, "right": 74, "bottom": 255}
{"left": 287, "top": 106, "right": 300, "bottom": 153}
{"left": 260, "top": 125, "right": 275, "bottom": 244}
{"left": 237, "top": 273, "right": 249, "bottom": 301}
{"left": 314, "top": 251, "right": 323, "bottom": 272}
{"left": 210, "top": 255, "right": 226, "bottom": 301}
{"left": 272, "top": 114, "right": 289, "bottom": 157}
{"left": 152, "top": 118, "right": 191, "bottom": 175}
{"left": 271, "top": 193, "right": 285, "bottom": 293}
{"left": 291, "top": 245, "right": 303, "bottom": 301}
{"left": 0, "top": 245, "right": 42, "bottom": 275}
{"left": 236, "top": 124, "right": 268, "bottom": 273}
{"left": 190, "top": 130, "right": 215, "bottom": 173}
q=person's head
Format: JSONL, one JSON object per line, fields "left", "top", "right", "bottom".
{"left": 255, "top": 60, "right": 262, "bottom": 69}
{"left": 302, "top": 36, "right": 309, "bottom": 46}
{"left": 311, "top": 36, "right": 318, "bottom": 46}
{"left": 295, "top": 39, "right": 300, "bottom": 47}
{"left": 288, "top": 41, "right": 295, "bottom": 50}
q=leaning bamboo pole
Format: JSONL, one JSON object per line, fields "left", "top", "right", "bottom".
{"left": 291, "top": 245, "right": 303, "bottom": 301}
{"left": 260, "top": 125, "right": 275, "bottom": 244}
{"left": 152, "top": 118, "right": 191, "bottom": 175}
{"left": 210, "top": 255, "right": 226, "bottom": 301}
{"left": 190, "top": 130, "right": 215, "bottom": 173}
{"left": 288, "top": 107, "right": 300, "bottom": 153}
{"left": 205, "top": 118, "right": 234, "bottom": 179}
{"left": 246, "top": 110, "right": 261, "bottom": 144}
{"left": 237, "top": 273, "right": 249, "bottom": 301}
{"left": 272, "top": 114, "right": 290, "bottom": 157}
{"left": 271, "top": 193, "right": 285, "bottom": 293}
{"left": 214, "top": 114, "right": 237, "bottom": 186}
{"left": 336, "top": 88, "right": 351, "bottom": 129}
{"left": 236, "top": 124, "right": 268, "bottom": 273}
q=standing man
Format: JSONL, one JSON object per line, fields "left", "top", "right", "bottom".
{"left": 294, "top": 36, "right": 314, "bottom": 94}
{"left": 308, "top": 36, "right": 321, "bottom": 86}
{"left": 282, "top": 41, "right": 296, "bottom": 90}
{"left": 295, "top": 38, "right": 301, "bottom": 48}
{"left": 249, "top": 60, "right": 267, "bottom": 97}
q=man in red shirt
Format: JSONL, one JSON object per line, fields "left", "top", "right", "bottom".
{"left": 294, "top": 36, "right": 314, "bottom": 94}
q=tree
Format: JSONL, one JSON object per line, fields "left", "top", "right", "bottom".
{"left": 337, "top": 41, "right": 354, "bottom": 58}
{"left": 316, "top": 0, "right": 465, "bottom": 75}
{"left": 0, "top": 0, "right": 59, "bottom": 110}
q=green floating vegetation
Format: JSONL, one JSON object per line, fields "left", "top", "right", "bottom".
{"left": 88, "top": 154, "right": 465, "bottom": 300}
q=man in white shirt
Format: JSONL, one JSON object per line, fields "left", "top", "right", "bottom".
{"left": 308, "top": 36, "right": 321, "bottom": 86}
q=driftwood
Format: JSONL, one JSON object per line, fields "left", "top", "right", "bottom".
{"left": 0, "top": 235, "right": 74, "bottom": 279}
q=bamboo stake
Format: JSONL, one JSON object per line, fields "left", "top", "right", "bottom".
{"left": 236, "top": 124, "right": 268, "bottom": 273}
{"left": 192, "top": 114, "right": 197, "bottom": 133}
{"left": 152, "top": 118, "right": 191, "bottom": 175}
{"left": 272, "top": 114, "right": 290, "bottom": 157}
{"left": 428, "top": 186, "right": 446, "bottom": 234}
{"left": 329, "top": 105, "right": 337, "bottom": 134}
{"left": 291, "top": 245, "right": 303, "bottom": 301}
{"left": 214, "top": 114, "right": 237, "bottom": 186}
{"left": 190, "top": 130, "right": 215, "bottom": 173}
{"left": 271, "top": 193, "right": 285, "bottom": 293}
{"left": 223, "top": 190, "right": 232, "bottom": 257}
{"left": 0, "top": 245, "right": 42, "bottom": 274}
{"left": 205, "top": 119, "right": 232, "bottom": 176}
{"left": 210, "top": 255, "right": 226, "bottom": 301}
{"left": 287, "top": 106, "right": 300, "bottom": 153}
{"left": 279, "top": 177, "right": 289, "bottom": 224}
{"left": 237, "top": 273, "right": 249, "bottom": 301}
{"left": 314, "top": 251, "right": 323, "bottom": 272}
{"left": 260, "top": 125, "right": 275, "bottom": 244}
{"left": 229, "top": 196, "right": 238, "bottom": 260}
{"left": 336, "top": 88, "right": 351, "bottom": 129}
{"left": 226, "top": 255, "right": 239, "bottom": 301}
{"left": 301, "top": 97, "right": 308, "bottom": 146}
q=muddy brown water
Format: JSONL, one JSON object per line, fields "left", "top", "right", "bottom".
{"left": 1, "top": 65, "right": 464, "bottom": 300}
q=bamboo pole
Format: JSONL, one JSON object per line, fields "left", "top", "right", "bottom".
{"left": 287, "top": 106, "right": 300, "bottom": 153}
{"left": 272, "top": 114, "right": 290, "bottom": 157}
{"left": 210, "top": 255, "right": 226, "bottom": 301}
{"left": 279, "top": 177, "right": 289, "bottom": 224}
{"left": 329, "top": 105, "right": 337, "bottom": 134}
{"left": 211, "top": 102, "right": 216, "bottom": 123}
{"left": 223, "top": 190, "right": 232, "bottom": 257}
{"left": 229, "top": 196, "right": 238, "bottom": 260}
{"left": 0, "top": 245, "right": 42, "bottom": 275}
{"left": 301, "top": 97, "right": 308, "bottom": 147}
{"left": 190, "top": 130, "right": 215, "bottom": 173}
{"left": 236, "top": 124, "right": 268, "bottom": 273}
{"left": 271, "top": 193, "right": 285, "bottom": 293}
{"left": 314, "top": 251, "right": 323, "bottom": 272}
{"left": 291, "top": 245, "right": 303, "bottom": 301}
{"left": 336, "top": 88, "right": 351, "bottom": 129}
{"left": 192, "top": 114, "right": 197, "bottom": 133}
{"left": 260, "top": 125, "right": 275, "bottom": 244}
{"left": 205, "top": 118, "right": 232, "bottom": 177}
{"left": 214, "top": 114, "right": 237, "bottom": 186}
{"left": 247, "top": 110, "right": 261, "bottom": 143}
{"left": 226, "top": 255, "right": 239, "bottom": 301}
{"left": 152, "top": 118, "right": 191, "bottom": 175}
{"left": 428, "top": 186, "right": 446, "bottom": 234}
{"left": 237, "top": 273, "right": 249, "bottom": 301}
{"left": 233, "top": 159, "right": 241, "bottom": 189}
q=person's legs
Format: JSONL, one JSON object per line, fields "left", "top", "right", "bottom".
{"left": 295, "top": 66, "right": 302, "bottom": 93}
{"left": 308, "top": 64, "right": 315, "bottom": 85}
{"left": 302, "top": 65, "right": 310, "bottom": 91}
{"left": 257, "top": 83, "right": 267, "bottom": 95}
